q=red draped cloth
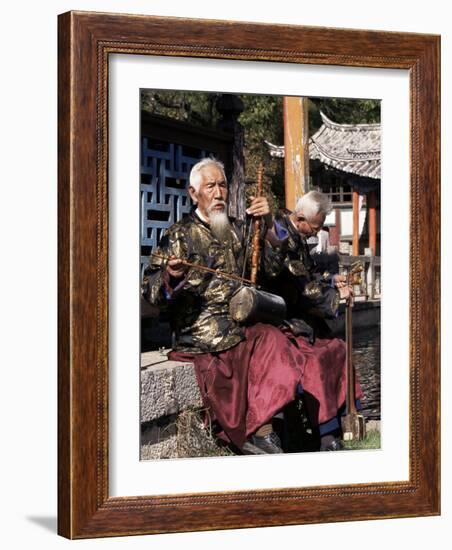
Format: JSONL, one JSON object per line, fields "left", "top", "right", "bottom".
{"left": 169, "top": 323, "right": 362, "bottom": 449}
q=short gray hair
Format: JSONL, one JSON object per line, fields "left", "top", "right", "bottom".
{"left": 189, "top": 158, "right": 226, "bottom": 191}
{"left": 295, "top": 191, "right": 332, "bottom": 220}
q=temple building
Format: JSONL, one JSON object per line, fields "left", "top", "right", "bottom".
{"left": 266, "top": 111, "right": 381, "bottom": 256}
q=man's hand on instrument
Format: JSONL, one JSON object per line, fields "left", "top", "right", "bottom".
{"left": 166, "top": 256, "right": 188, "bottom": 279}
{"left": 339, "top": 285, "right": 354, "bottom": 304}
{"left": 333, "top": 274, "right": 347, "bottom": 288}
{"left": 246, "top": 196, "right": 272, "bottom": 227}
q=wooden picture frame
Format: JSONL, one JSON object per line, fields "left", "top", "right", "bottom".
{"left": 58, "top": 11, "right": 440, "bottom": 538}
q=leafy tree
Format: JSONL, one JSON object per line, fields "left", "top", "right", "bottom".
{"left": 309, "top": 97, "right": 381, "bottom": 131}
{"left": 141, "top": 90, "right": 221, "bottom": 127}
{"left": 238, "top": 94, "right": 284, "bottom": 209}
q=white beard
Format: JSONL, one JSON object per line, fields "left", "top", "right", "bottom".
{"left": 208, "top": 209, "right": 231, "bottom": 242}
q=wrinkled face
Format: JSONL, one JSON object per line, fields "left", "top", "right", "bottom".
{"left": 291, "top": 211, "right": 325, "bottom": 238}
{"left": 188, "top": 166, "right": 228, "bottom": 221}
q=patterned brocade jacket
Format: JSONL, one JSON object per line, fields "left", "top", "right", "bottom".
{"left": 270, "top": 209, "right": 340, "bottom": 330}
{"left": 142, "top": 211, "right": 284, "bottom": 354}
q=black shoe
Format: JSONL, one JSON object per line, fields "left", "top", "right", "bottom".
{"left": 250, "top": 432, "right": 283, "bottom": 454}
{"left": 241, "top": 441, "right": 268, "bottom": 455}
{"left": 320, "top": 438, "right": 344, "bottom": 451}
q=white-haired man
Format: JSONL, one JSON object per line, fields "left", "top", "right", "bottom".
{"left": 143, "top": 158, "right": 292, "bottom": 454}
{"left": 271, "top": 191, "right": 351, "bottom": 323}
{"left": 269, "top": 190, "right": 363, "bottom": 450}
{"left": 143, "top": 161, "right": 358, "bottom": 454}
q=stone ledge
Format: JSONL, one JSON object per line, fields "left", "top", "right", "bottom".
{"left": 366, "top": 419, "right": 381, "bottom": 432}
{"left": 141, "top": 350, "right": 203, "bottom": 423}
{"left": 140, "top": 410, "right": 230, "bottom": 460}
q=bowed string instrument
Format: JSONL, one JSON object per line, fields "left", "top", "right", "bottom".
{"left": 341, "top": 261, "right": 366, "bottom": 442}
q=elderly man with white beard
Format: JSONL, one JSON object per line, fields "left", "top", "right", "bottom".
{"left": 143, "top": 158, "right": 354, "bottom": 454}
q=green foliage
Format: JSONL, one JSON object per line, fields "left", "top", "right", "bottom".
{"left": 342, "top": 429, "right": 381, "bottom": 450}
{"left": 141, "top": 90, "right": 221, "bottom": 127}
{"left": 310, "top": 97, "right": 381, "bottom": 132}
{"left": 238, "top": 94, "right": 285, "bottom": 209}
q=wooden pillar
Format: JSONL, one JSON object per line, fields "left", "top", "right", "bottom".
{"left": 368, "top": 190, "right": 377, "bottom": 255}
{"left": 352, "top": 189, "right": 360, "bottom": 256}
{"left": 329, "top": 208, "right": 341, "bottom": 246}
{"left": 283, "top": 97, "right": 309, "bottom": 210}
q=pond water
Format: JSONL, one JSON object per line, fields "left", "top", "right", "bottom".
{"left": 352, "top": 327, "right": 381, "bottom": 420}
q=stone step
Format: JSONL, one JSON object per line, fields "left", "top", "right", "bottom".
{"left": 140, "top": 410, "right": 230, "bottom": 460}
{"left": 366, "top": 419, "right": 381, "bottom": 432}
{"left": 141, "top": 349, "right": 203, "bottom": 423}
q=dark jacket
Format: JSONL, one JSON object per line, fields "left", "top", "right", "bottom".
{"left": 268, "top": 209, "right": 340, "bottom": 337}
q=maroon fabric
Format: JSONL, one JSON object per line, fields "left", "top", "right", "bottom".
{"left": 169, "top": 323, "right": 362, "bottom": 449}
{"left": 288, "top": 331, "right": 363, "bottom": 430}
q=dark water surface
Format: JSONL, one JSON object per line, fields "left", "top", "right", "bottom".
{"left": 352, "top": 327, "right": 381, "bottom": 420}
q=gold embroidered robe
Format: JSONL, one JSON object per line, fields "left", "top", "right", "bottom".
{"left": 142, "top": 212, "right": 284, "bottom": 353}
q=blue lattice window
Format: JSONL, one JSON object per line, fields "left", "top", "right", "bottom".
{"left": 140, "top": 138, "right": 215, "bottom": 277}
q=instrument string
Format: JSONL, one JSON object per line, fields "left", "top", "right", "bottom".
{"left": 241, "top": 216, "right": 254, "bottom": 288}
